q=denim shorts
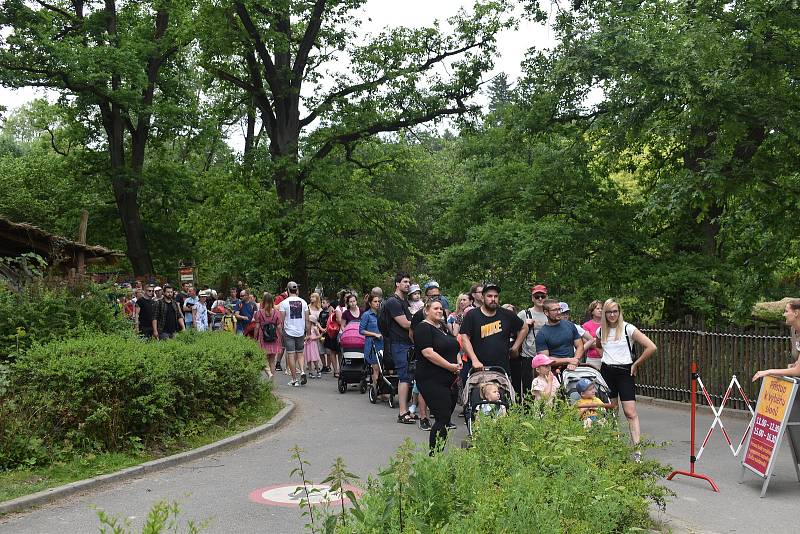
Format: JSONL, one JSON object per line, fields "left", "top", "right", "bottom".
{"left": 284, "top": 334, "right": 305, "bottom": 353}
{"left": 390, "top": 341, "right": 413, "bottom": 384}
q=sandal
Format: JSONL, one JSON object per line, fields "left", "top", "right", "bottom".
{"left": 397, "top": 412, "right": 415, "bottom": 424}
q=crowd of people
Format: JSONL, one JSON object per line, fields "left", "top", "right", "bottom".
{"left": 119, "top": 274, "right": 665, "bottom": 457}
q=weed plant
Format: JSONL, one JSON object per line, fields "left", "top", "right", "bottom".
{"left": 320, "top": 401, "right": 671, "bottom": 533}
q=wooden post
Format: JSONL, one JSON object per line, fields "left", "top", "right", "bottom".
{"left": 77, "top": 210, "right": 88, "bottom": 275}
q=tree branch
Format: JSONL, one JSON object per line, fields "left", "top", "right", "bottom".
{"left": 299, "top": 38, "right": 490, "bottom": 128}
{"left": 292, "top": 0, "right": 327, "bottom": 87}
{"left": 233, "top": 1, "right": 281, "bottom": 94}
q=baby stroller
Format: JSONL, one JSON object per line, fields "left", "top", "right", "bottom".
{"left": 368, "top": 347, "right": 400, "bottom": 408}
{"left": 337, "top": 350, "right": 368, "bottom": 394}
{"left": 461, "top": 366, "right": 516, "bottom": 437}
{"left": 561, "top": 366, "right": 611, "bottom": 404}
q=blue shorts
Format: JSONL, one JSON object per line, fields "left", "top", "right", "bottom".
{"left": 390, "top": 341, "right": 413, "bottom": 384}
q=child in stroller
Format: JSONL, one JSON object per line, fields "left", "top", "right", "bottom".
{"left": 460, "top": 367, "right": 515, "bottom": 437}
{"left": 575, "top": 378, "right": 614, "bottom": 428}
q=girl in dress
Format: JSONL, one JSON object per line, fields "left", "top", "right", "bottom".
{"left": 254, "top": 292, "right": 282, "bottom": 379}
{"left": 305, "top": 316, "right": 323, "bottom": 378}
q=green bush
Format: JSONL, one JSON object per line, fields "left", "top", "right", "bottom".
{"left": 0, "top": 331, "right": 266, "bottom": 470}
{"left": 0, "top": 280, "right": 130, "bottom": 361}
{"left": 325, "top": 403, "right": 670, "bottom": 533}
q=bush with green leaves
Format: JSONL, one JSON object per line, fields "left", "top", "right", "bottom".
{"left": 0, "top": 331, "right": 266, "bottom": 470}
{"left": 323, "top": 402, "right": 671, "bottom": 534}
{"left": 0, "top": 279, "right": 130, "bottom": 361}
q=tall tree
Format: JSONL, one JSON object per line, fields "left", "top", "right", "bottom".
{"left": 0, "top": 0, "right": 190, "bottom": 276}
{"left": 198, "top": 0, "right": 512, "bottom": 288}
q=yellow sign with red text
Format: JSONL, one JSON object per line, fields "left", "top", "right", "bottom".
{"left": 743, "top": 376, "right": 795, "bottom": 477}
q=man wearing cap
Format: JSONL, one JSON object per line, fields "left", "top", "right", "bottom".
{"left": 279, "top": 281, "right": 310, "bottom": 386}
{"left": 513, "top": 284, "right": 550, "bottom": 397}
{"left": 558, "top": 302, "right": 595, "bottom": 354}
{"left": 535, "top": 299, "right": 582, "bottom": 370}
{"left": 459, "top": 283, "right": 527, "bottom": 373}
{"left": 153, "top": 285, "right": 163, "bottom": 301}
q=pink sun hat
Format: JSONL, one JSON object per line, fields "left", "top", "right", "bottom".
{"left": 531, "top": 353, "right": 555, "bottom": 369}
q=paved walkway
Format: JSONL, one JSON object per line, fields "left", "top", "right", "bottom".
{"left": 1, "top": 376, "right": 798, "bottom": 533}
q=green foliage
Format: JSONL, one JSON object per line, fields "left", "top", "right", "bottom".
{"left": 0, "top": 332, "right": 265, "bottom": 470}
{"left": 97, "top": 500, "right": 207, "bottom": 534}
{"left": 323, "top": 403, "right": 670, "bottom": 533}
{"left": 0, "top": 280, "right": 130, "bottom": 361}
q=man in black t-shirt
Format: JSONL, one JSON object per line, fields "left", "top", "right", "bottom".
{"left": 460, "top": 283, "right": 527, "bottom": 373}
{"left": 136, "top": 284, "right": 156, "bottom": 339}
{"left": 386, "top": 272, "right": 415, "bottom": 424}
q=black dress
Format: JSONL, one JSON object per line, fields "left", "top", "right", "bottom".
{"left": 413, "top": 320, "right": 461, "bottom": 451}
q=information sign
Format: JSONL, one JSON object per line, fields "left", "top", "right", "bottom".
{"left": 179, "top": 267, "right": 194, "bottom": 283}
{"left": 740, "top": 376, "right": 800, "bottom": 497}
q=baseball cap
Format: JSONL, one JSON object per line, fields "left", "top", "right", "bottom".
{"left": 423, "top": 280, "right": 440, "bottom": 291}
{"left": 408, "top": 284, "right": 421, "bottom": 294}
{"left": 482, "top": 282, "right": 500, "bottom": 293}
{"left": 559, "top": 302, "right": 570, "bottom": 313}
{"left": 576, "top": 378, "right": 594, "bottom": 393}
{"left": 154, "top": 286, "right": 162, "bottom": 291}
{"left": 287, "top": 281, "right": 299, "bottom": 291}
{"left": 531, "top": 353, "right": 554, "bottom": 369}
{"left": 531, "top": 284, "right": 548, "bottom": 294}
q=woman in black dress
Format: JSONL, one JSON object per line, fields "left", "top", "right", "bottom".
{"left": 413, "top": 300, "right": 463, "bottom": 453}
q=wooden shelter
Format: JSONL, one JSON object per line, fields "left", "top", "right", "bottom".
{"left": 0, "top": 216, "right": 122, "bottom": 273}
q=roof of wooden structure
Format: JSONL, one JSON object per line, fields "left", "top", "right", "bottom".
{"left": 0, "top": 216, "right": 122, "bottom": 268}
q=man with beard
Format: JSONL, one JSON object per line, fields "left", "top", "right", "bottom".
{"left": 535, "top": 299, "right": 582, "bottom": 370}
{"left": 152, "top": 285, "right": 185, "bottom": 339}
{"left": 136, "top": 284, "right": 156, "bottom": 338}
{"left": 460, "top": 283, "right": 526, "bottom": 374}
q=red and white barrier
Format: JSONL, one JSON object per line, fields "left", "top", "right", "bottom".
{"left": 695, "top": 375, "right": 756, "bottom": 460}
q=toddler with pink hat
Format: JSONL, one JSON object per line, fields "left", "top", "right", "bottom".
{"left": 531, "top": 353, "right": 560, "bottom": 403}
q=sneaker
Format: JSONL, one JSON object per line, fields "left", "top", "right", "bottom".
{"left": 300, "top": 373, "right": 307, "bottom": 385}
{"left": 445, "top": 421, "right": 457, "bottom": 431}
{"left": 288, "top": 380, "right": 298, "bottom": 387}
{"left": 321, "top": 366, "right": 330, "bottom": 373}
{"left": 419, "top": 418, "right": 432, "bottom": 431}
{"left": 633, "top": 451, "right": 642, "bottom": 463}
{"left": 275, "top": 362, "right": 283, "bottom": 371}
{"left": 316, "top": 372, "right": 323, "bottom": 379}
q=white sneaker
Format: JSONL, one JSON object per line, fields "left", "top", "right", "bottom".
{"left": 288, "top": 380, "right": 298, "bottom": 387}
{"left": 293, "top": 381, "right": 301, "bottom": 387}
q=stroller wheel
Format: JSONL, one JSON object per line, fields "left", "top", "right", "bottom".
{"left": 368, "top": 385, "right": 378, "bottom": 404}
{"left": 338, "top": 379, "right": 347, "bottom": 394}
{"left": 388, "top": 394, "right": 395, "bottom": 409}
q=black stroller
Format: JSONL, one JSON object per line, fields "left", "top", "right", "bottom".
{"left": 337, "top": 349, "right": 369, "bottom": 394}
{"left": 461, "top": 366, "right": 516, "bottom": 437}
{"left": 561, "top": 366, "right": 611, "bottom": 404}
{"left": 368, "top": 346, "right": 400, "bottom": 408}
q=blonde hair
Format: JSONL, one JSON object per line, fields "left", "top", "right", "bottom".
{"left": 480, "top": 382, "right": 499, "bottom": 399}
{"left": 455, "top": 293, "right": 469, "bottom": 314}
{"left": 600, "top": 298, "right": 624, "bottom": 344}
{"left": 309, "top": 292, "right": 321, "bottom": 310}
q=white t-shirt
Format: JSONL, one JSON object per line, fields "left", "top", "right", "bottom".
{"left": 599, "top": 322, "right": 638, "bottom": 365}
{"left": 279, "top": 296, "right": 309, "bottom": 337}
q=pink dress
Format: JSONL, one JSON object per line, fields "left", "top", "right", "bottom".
{"left": 304, "top": 327, "right": 322, "bottom": 364}
{"left": 255, "top": 308, "right": 282, "bottom": 354}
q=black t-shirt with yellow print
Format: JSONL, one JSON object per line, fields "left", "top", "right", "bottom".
{"left": 460, "top": 307, "right": 524, "bottom": 372}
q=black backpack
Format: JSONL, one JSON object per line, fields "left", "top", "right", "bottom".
{"left": 262, "top": 322, "right": 277, "bottom": 342}
{"left": 378, "top": 296, "right": 399, "bottom": 337}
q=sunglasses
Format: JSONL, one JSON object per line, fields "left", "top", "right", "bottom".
{"left": 533, "top": 294, "right": 546, "bottom": 299}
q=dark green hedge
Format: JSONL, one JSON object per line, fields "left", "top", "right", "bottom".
{"left": 1, "top": 331, "right": 266, "bottom": 470}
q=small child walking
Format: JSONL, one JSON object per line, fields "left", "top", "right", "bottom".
{"left": 575, "top": 378, "right": 613, "bottom": 428}
{"left": 305, "top": 318, "right": 323, "bottom": 378}
{"left": 531, "top": 353, "right": 560, "bottom": 404}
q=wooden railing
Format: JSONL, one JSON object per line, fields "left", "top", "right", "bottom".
{"left": 634, "top": 324, "right": 792, "bottom": 410}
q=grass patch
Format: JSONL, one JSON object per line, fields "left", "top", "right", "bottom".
{"left": 0, "top": 387, "right": 281, "bottom": 503}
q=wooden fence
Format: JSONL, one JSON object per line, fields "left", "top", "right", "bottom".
{"left": 635, "top": 324, "right": 793, "bottom": 411}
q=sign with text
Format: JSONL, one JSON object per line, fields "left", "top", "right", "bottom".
{"left": 179, "top": 267, "right": 194, "bottom": 283}
{"left": 743, "top": 376, "right": 794, "bottom": 476}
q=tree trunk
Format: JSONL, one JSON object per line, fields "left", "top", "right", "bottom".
{"left": 111, "top": 172, "right": 153, "bottom": 276}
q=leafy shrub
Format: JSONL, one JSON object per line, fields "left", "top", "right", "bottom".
{"left": 1, "top": 332, "right": 266, "bottom": 470}
{"left": 0, "top": 280, "right": 130, "bottom": 361}
{"left": 324, "top": 403, "right": 671, "bottom": 534}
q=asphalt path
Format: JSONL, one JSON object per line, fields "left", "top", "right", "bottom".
{"left": 2, "top": 374, "right": 799, "bottom": 533}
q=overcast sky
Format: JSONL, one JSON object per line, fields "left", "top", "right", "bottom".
{"left": 0, "top": 1, "right": 556, "bottom": 116}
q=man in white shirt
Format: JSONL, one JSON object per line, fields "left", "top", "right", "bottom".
{"left": 278, "top": 281, "right": 310, "bottom": 387}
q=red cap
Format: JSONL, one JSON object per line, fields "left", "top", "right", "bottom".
{"left": 531, "top": 284, "right": 548, "bottom": 294}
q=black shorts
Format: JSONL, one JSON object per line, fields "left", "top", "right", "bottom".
{"left": 323, "top": 335, "right": 340, "bottom": 352}
{"left": 600, "top": 363, "right": 636, "bottom": 402}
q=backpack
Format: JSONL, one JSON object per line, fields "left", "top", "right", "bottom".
{"left": 262, "top": 320, "right": 277, "bottom": 343}
{"left": 326, "top": 311, "right": 340, "bottom": 338}
{"left": 378, "top": 296, "right": 400, "bottom": 337}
